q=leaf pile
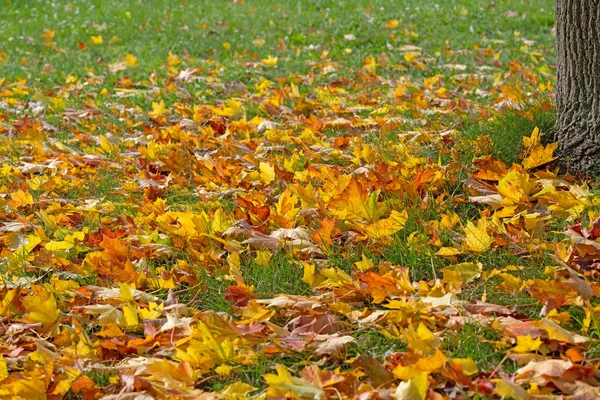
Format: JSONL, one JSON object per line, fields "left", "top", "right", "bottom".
{"left": 1, "top": 3, "right": 600, "bottom": 399}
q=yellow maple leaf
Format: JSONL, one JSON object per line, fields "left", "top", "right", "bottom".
{"left": 211, "top": 99, "right": 244, "bottom": 117}
{"left": 404, "top": 323, "right": 439, "bottom": 353}
{"left": 125, "top": 53, "right": 138, "bottom": 67}
{"left": 41, "top": 28, "right": 55, "bottom": 41}
{"left": 450, "top": 358, "right": 479, "bottom": 376}
{"left": 331, "top": 178, "right": 385, "bottom": 222}
{"left": 302, "top": 262, "right": 321, "bottom": 288}
{"left": 0, "top": 288, "right": 18, "bottom": 317}
{"left": 355, "top": 253, "right": 375, "bottom": 272}
{"left": 415, "top": 348, "right": 447, "bottom": 372}
{"left": 393, "top": 363, "right": 422, "bottom": 380}
{"left": 495, "top": 273, "right": 523, "bottom": 293}
{"left": 522, "top": 142, "right": 558, "bottom": 169}
{"left": 394, "top": 371, "right": 428, "bottom": 400}
{"left": 436, "top": 247, "right": 462, "bottom": 257}
{"left": 264, "top": 365, "right": 324, "bottom": 399}
{"left": 493, "top": 379, "right": 527, "bottom": 400}
{"left": 404, "top": 52, "right": 418, "bottom": 63}
{"left": 512, "top": 335, "right": 542, "bottom": 353}
{"left": 385, "top": 19, "right": 399, "bottom": 29}
{"left": 362, "top": 210, "right": 408, "bottom": 240}
{"left": 496, "top": 167, "right": 538, "bottom": 205}
{"left": 462, "top": 218, "right": 494, "bottom": 253}
{"left": 539, "top": 319, "right": 589, "bottom": 344}
{"left": 11, "top": 189, "right": 34, "bottom": 208}
{"left": 441, "top": 262, "right": 482, "bottom": 286}
{"left": 138, "top": 302, "right": 163, "bottom": 320}
{"left": 6, "top": 368, "right": 48, "bottom": 398}
{"left": 220, "top": 382, "right": 255, "bottom": 399}
{"left": 319, "top": 267, "right": 353, "bottom": 287}
{"left": 173, "top": 340, "right": 215, "bottom": 372}
{"left": 262, "top": 55, "right": 278, "bottom": 67}
{"left": 148, "top": 100, "right": 166, "bottom": 119}
{"left": 90, "top": 35, "right": 103, "bottom": 44}
{"left": 259, "top": 162, "right": 275, "bottom": 185}
{"left": 45, "top": 240, "right": 74, "bottom": 251}
{"left": 255, "top": 250, "right": 272, "bottom": 267}
{"left": 522, "top": 126, "right": 541, "bottom": 148}
{"left": 119, "top": 283, "right": 135, "bottom": 301}
{"left": 22, "top": 286, "right": 60, "bottom": 324}
{"left": 0, "top": 355, "right": 7, "bottom": 381}
{"left": 122, "top": 303, "right": 139, "bottom": 328}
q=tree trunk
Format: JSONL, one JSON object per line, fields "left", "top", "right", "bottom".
{"left": 555, "top": 1, "right": 600, "bottom": 176}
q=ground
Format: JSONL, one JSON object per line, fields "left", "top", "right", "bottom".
{"left": 1, "top": 0, "right": 599, "bottom": 399}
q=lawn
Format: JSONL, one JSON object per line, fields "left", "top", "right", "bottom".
{"left": 1, "top": 0, "right": 599, "bottom": 399}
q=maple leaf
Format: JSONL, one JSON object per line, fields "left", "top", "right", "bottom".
{"left": 0, "top": 355, "right": 7, "bottom": 381}
{"left": 493, "top": 378, "right": 527, "bottom": 400}
{"left": 361, "top": 209, "right": 409, "bottom": 240}
{"left": 462, "top": 218, "right": 494, "bottom": 253}
{"left": 355, "top": 253, "right": 375, "bottom": 272}
{"left": 441, "top": 262, "right": 482, "bottom": 287}
{"left": 262, "top": 55, "right": 278, "bottom": 67}
{"left": 393, "top": 371, "right": 428, "bottom": 400}
{"left": 10, "top": 189, "right": 34, "bottom": 208}
{"left": 522, "top": 142, "right": 558, "bottom": 170}
{"left": 496, "top": 167, "right": 538, "bottom": 205}
{"left": 522, "top": 126, "right": 541, "bottom": 148}
{"left": 259, "top": 161, "right": 275, "bottom": 184}
{"left": 385, "top": 19, "right": 400, "bottom": 29}
{"left": 125, "top": 53, "right": 138, "bottom": 66}
{"left": 450, "top": 358, "right": 478, "bottom": 376}
{"left": 219, "top": 382, "right": 255, "bottom": 399}
{"left": 403, "top": 323, "right": 440, "bottom": 354}
{"left": 512, "top": 335, "right": 542, "bottom": 353}
{"left": 41, "top": 28, "right": 55, "bottom": 41}
{"left": 22, "top": 286, "right": 60, "bottom": 324}
{"left": 359, "top": 355, "right": 395, "bottom": 388}
{"left": 515, "top": 359, "right": 573, "bottom": 385}
{"left": 315, "top": 334, "right": 356, "bottom": 356}
{"left": 264, "top": 365, "right": 324, "bottom": 399}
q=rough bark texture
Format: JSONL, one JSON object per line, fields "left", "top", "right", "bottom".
{"left": 555, "top": 0, "right": 600, "bottom": 176}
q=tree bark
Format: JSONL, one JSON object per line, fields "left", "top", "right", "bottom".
{"left": 555, "top": 0, "right": 600, "bottom": 176}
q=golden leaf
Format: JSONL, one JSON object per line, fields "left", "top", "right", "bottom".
{"left": 22, "top": 286, "right": 60, "bottom": 324}
{"left": 262, "top": 55, "right": 278, "bottom": 67}
{"left": 462, "top": 218, "right": 494, "bottom": 253}
{"left": 259, "top": 162, "right": 275, "bottom": 185}
{"left": 385, "top": 19, "right": 399, "bottom": 29}
{"left": 522, "top": 142, "right": 558, "bottom": 170}
{"left": 512, "top": 335, "right": 542, "bottom": 353}
{"left": 362, "top": 210, "right": 409, "bottom": 240}
{"left": 10, "top": 190, "right": 34, "bottom": 208}
{"left": 493, "top": 379, "right": 527, "bottom": 400}
{"left": 393, "top": 371, "right": 428, "bottom": 400}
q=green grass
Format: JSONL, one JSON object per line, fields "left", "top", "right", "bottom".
{"left": 1, "top": 0, "right": 555, "bottom": 91}
{"left": 350, "top": 329, "right": 407, "bottom": 359}
{"left": 242, "top": 253, "right": 310, "bottom": 297}
{"left": 444, "top": 322, "right": 517, "bottom": 372}
{"left": 458, "top": 102, "right": 557, "bottom": 166}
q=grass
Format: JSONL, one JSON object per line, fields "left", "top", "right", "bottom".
{"left": 242, "top": 254, "right": 310, "bottom": 297}
{"left": 444, "top": 322, "right": 517, "bottom": 372}
{"left": 350, "top": 328, "right": 407, "bottom": 359}
{"left": 1, "top": 0, "right": 555, "bottom": 90}
{"left": 458, "top": 101, "right": 557, "bottom": 166}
